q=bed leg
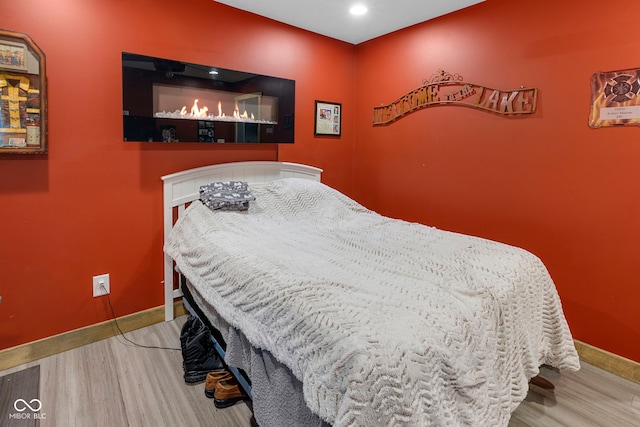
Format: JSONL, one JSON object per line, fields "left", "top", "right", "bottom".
{"left": 529, "top": 375, "right": 555, "bottom": 390}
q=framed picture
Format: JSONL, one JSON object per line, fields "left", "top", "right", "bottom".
{"left": 0, "top": 28, "right": 47, "bottom": 154}
{"left": 314, "top": 100, "right": 341, "bottom": 136}
{"left": 589, "top": 68, "right": 640, "bottom": 128}
{"left": 0, "top": 39, "right": 28, "bottom": 71}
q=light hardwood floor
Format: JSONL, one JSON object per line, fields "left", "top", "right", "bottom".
{"left": 1, "top": 316, "right": 639, "bottom": 426}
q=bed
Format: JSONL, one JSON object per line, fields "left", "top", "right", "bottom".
{"left": 162, "top": 161, "right": 580, "bottom": 427}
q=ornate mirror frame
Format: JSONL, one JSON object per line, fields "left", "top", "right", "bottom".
{"left": 0, "top": 28, "right": 47, "bottom": 154}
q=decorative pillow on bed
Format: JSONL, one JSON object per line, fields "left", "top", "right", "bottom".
{"left": 199, "top": 181, "right": 255, "bottom": 211}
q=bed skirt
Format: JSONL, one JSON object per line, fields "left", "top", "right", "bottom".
{"left": 182, "top": 280, "right": 329, "bottom": 427}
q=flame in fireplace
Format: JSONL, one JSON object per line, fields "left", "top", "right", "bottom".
{"left": 182, "top": 99, "right": 253, "bottom": 119}
{"left": 189, "top": 99, "right": 209, "bottom": 117}
{"left": 231, "top": 103, "right": 255, "bottom": 120}
{"left": 155, "top": 98, "right": 277, "bottom": 124}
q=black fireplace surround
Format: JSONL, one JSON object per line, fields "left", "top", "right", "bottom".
{"left": 122, "top": 52, "right": 295, "bottom": 143}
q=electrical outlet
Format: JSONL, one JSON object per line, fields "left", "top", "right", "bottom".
{"left": 92, "top": 274, "right": 110, "bottom": 297}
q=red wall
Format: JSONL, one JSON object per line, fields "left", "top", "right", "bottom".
{"left": 2, "top": 0, "right": 639, "bottom": 366}
{"left": 0, "top": 0, "right": 355, "bottom": 349}
{"left": 354, "top": 0, "right": 640, "bottom": 362}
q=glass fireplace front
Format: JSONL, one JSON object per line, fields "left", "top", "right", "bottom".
{"left": 122, "top": 53, "right": 295, "bottom": 143}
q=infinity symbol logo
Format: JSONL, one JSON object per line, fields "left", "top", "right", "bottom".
{"left": 14, "top": 398, "right": 42, "bottom": 412}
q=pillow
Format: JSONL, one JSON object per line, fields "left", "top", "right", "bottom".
{"left": 199, "top": 181, "right": 255, "bottom": 211}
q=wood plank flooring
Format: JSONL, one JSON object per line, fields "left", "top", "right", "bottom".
{"left": 1, "top": 316, "right": 639, "bottom": 426}
{"left": 0, "top": 365, "right": 39, "bottom": 427}
{"left": 0, "top": 317, "right": 252, "bottom": 427}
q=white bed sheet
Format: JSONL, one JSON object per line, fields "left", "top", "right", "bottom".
{"left": 165, "top": 178, "right": 580, "bottom": 427}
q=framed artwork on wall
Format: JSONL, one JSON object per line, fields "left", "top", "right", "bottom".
{"left": 0, "top": 28, "right": 47, "bottom": 154}
{"left": 314, "top": 100, "right": 341, "bottom": 136}
{"left": 0, "top": 40, "right": 28, "bottom": 72}
{"left": 589, "top": 68, "right": 640, "bottom": 128}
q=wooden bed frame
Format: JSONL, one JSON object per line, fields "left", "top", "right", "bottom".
{"left": 162, "top": 161, "right": 323, "bottom": 322}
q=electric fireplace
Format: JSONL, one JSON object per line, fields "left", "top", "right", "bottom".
{"left": 122, "top": 53, "right": 295, "bottom": 143}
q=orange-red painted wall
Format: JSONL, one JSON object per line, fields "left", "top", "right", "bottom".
{"left": 0, "top": 0, "right": 355, "bottom": 349}
{"left": 2, "top": 0, "right": 639, "bottom": 366}
{"left": 354, "top": 0, "right": 640, "bottom": 362}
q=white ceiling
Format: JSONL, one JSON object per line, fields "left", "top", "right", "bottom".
{"left": 215, "top": 0, "right": 485, "bottom": 45}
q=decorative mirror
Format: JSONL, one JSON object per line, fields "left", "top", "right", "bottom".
{"left": 122, "top": 53, "right": 295, "bottom": 144}
{"left": 0, "top": 28, "right": 47, "bottom": 154}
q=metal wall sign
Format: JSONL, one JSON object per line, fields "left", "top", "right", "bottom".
{"left": 372, "top": 70, "right": 537, "bottom": 126}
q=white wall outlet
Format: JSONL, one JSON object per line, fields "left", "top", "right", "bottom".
{"left": 92, "top": 274, "right": 110, "bottom": 297}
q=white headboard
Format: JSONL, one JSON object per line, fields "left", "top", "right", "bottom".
{"left": 161, "top": 161, "right": 323, "bottom": 321}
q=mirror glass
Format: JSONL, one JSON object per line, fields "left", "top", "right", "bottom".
{"left": 122, "top": 53, "right": 295, "bottom": 143}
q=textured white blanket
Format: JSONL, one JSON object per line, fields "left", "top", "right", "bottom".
{"left": 165, "top": 178, "right": 580, "bottom": 426}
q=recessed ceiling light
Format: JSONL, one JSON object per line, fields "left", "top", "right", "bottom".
{"left": 349, "top": 4, "right": 368, "bottom": 16}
